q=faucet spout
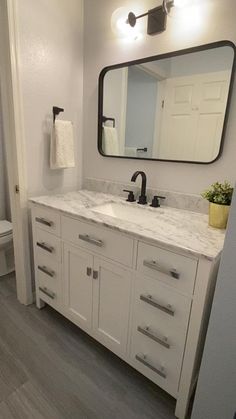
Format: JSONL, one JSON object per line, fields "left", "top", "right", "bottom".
{"left": 131, "top": 171, "right": 147, "bottom": 205}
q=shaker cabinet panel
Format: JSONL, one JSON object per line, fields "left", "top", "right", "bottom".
{"left": 63, "top": 244, "right": 93, "bottom": 331}
{"left": 61, "top": 215, "right": 134, "bottom": 267}
{"left": 137, "top": 241, "right": 197, "bottom": 295}
{"left": 32, "top": 207, "right": 61, "bottom": 236}
{"left": 92, "top": 258, "right": 132, "bottom": 356}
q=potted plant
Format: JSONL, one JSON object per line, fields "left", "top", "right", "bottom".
{"left": 201, "top": 181, "right": 234, "bottom": 229}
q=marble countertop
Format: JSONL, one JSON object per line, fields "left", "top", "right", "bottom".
{"left": 29, "top": 190, "right": 226, "bottom": 261}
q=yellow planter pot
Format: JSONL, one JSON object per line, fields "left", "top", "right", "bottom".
{"left": 209, "top": 202, "right": 230, "bottom": 229}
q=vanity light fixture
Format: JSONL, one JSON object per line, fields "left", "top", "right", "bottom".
{"left": 127, "top": 0, "right": 186, "bottom": 35}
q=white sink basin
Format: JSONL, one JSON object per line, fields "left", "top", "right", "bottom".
{"left": 92, "top": 202, "right": 163, "bottom": 224}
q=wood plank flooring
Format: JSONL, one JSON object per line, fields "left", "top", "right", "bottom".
{"left": 0, "top": 274, "right": 176, "bottom": 419}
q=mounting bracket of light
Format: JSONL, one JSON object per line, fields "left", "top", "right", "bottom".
{"left": 127, "top": 1, "right": 174, "bottom": 35}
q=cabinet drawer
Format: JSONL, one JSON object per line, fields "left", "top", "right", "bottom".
{"left": 32, "top": 207, "right": 61, "bottom": 237}
{"left": 130, "top": 330, "right": 183, "bottom": 397}
{"left": 38, "top": 282, "right": 61, "bottom": 309}
{"left": 36, "top": 254, "right": 61, "bottom": 308}
{"left": 61, "top": 216, "right": 134, "bottom": 267}
{"left": 36, "top": 254, "right": 61, "bottom": 291}
{"left": 131, "top": 276, "right": 190, "bottom": 397}
{"left": 137, "top": 242, "right": 197, "bottom": 295}
{"left": 134, "top": 275, "right": 192, "bottom": 333}
{"left": 34, "top": 229, "right": 61, "bottom": 262}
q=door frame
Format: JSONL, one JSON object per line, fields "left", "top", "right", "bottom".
{"left": 0, "top": 0, "right": 33, "bottom": 304}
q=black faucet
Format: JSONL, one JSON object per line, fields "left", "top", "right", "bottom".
{"left": 131, "top": 171, "right": 147, "bottom": 205}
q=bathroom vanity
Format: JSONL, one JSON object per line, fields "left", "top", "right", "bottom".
{"left": 30, "top": 190, "right": 225, "bottom": 419}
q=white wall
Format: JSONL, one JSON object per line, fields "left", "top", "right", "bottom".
{"left": 0, "top": 91, "right": 6, "bottom": 220}
{"left": 170, "top": 46, "right": 234, "bottom": 77}
{"left": 125, "top": 67, "right": 157, "bottom": 157}
{"left": 83, "top": 0, "right": 236, "bottom": 194}
{"left": 16, "top": 0, "right": 83, "bottom": 197}
{"left": 191, "top": 186, "right": 236, "bottom": 419}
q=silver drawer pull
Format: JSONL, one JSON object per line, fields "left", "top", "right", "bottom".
{"left": 135, "top": 354, "right": 166, "bottom": 379}
{"left": 38, "top": 265, "right": 55, "bottom": 278}
{"left": 79, "top": 234, "right": 103, "bottom": 247}
{"left": 35, "top": 217, "right": 54, "bottom": 227}
{"left": 37, "top": 242, "right": 54, "bottom": 253}
{"left": 39, "top": 287, "right": 55, "bottom": 300}
{"left": 143, "top": 260, "right": 180, "bottom": 279}
{"left": 137, "top": 326, "right": 170, "bottom": 349}
{"left": 140, "top": 294, "right": 175, "bottom": 317}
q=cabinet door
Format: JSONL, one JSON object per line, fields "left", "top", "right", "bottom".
{"left": 63, "top": 244, "right": 93, "bottom": 331}
{"left": 92, "top": 258, "right": 132, "bottom": 356}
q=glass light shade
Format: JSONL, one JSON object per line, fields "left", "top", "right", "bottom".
{"left": 174, "top": 0, "right": 191, "bottom": 8}
{"left": 164, "top": 0, "right": 195, "bottom": 18}
{"left": 111, "top": 7, "right": 142, "bottom": 41}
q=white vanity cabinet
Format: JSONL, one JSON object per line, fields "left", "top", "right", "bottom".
{"left": 63, "top": 243, "right": 132, "bottom": 356}
{"left": 31, "top": 204, "right": 220, "bottom": 419}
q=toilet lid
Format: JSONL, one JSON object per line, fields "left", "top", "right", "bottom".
{"left": 0, "top": 220, "right": 13, "bottom": 238}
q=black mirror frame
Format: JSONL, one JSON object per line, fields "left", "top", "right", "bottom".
{"left": 98, "top": 40, "right": 236, "bottom": 165}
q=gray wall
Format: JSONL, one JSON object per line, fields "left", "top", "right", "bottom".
{"left": 16, "top": 0, "right": 84, "bottom": 197}
{"left": 0, "top": 92, "right": 6, "bottom": 220}
{"left": 192, "top": 186, "right": 236, "bottom": 419}
{"left": 83, "top": 0, "right": 236, "bottom": 194}
{"left": 125, "top": 67, "right": 157, "bottom": 158}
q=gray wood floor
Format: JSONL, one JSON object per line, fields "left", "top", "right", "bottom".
{"left": 0, "top": 274, "right": 176, "bottom": 419}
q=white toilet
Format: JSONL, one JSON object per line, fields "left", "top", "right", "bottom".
{"left": 0, "top": 220, "right": 15, "bottom": 277}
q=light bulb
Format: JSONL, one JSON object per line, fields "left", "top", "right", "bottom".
{"left": 111, "top": 7, "right": 142, "bottom": 42}
{"left": 165, "top": 0, "right": 196, "bottom": 18}
{"left": 174, "top": 0, "right": 190, "bottom": 8}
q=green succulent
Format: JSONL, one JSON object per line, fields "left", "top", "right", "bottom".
{"left": 201, "top": 181, "right": 234, "bottom": 206}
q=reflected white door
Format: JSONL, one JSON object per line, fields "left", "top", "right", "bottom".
{"left": 158, "top": 71, "right": 231, "bottom": 162}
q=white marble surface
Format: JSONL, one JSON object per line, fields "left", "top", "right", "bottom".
{"left": 29, "top": 190, "right": 225, "bottom": 261}
{"left": 83, "top": 177, "right": 209, "bottom": 214}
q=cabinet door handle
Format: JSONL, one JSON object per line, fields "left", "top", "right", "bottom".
{"left": 135, "top": 354, "right": 166, "bottom": 379}
{"left": 35, "top": 217, "right": 54, "bottom": 227}
{"left": 39, "top": 287, "right": 55, "bottom": 299}
{"left": 143, "top": 260, "right": 180, "bottom": 279}
{"left": 93, "top": 270, "right": 98, "bottom": 280}
{"left": 36, "top": 242, "right": 54, "bottom": 253}
{"left": 38, "top": 265, "right": 55, "bottom": 278}
{"left": 87, "top": 267, "right": 92, "bottom": 277}
{"left": 79, "top": 234, "right": 104, "bottom": 247}
{"left": 137, "top": 326, "right": 170, "bottom": 349}
{"left": 140, "top": 294, "right": 175, "bottom": 316}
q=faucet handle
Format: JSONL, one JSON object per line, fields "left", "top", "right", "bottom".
{"left": 150, "top": 195, "right": 166, "bottom": 208}
{"left": 123, "top": 190, "right": 135, "bottom": 202}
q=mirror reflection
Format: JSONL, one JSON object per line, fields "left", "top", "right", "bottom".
{"left": 99, "top": 45, "right": 234, "bottom": 163}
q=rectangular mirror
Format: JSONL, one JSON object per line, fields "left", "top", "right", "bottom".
{"left": 98, "top": 41, "right": 235, "bottom": 164}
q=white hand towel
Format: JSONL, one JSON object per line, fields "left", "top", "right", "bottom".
{"left": 50, "top": 120, "right": 75, "bottom": 169}
{"left": 102, "top": 126, "right": 119, "bottom": 155}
